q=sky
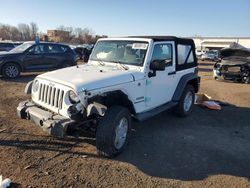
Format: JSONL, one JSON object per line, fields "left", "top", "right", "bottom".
{"left": 0, "top": 0, "right": 250, "bottom": 37}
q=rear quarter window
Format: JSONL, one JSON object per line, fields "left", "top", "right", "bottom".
{"left": 177, "top": 44, "right": 194, "bottom": 65}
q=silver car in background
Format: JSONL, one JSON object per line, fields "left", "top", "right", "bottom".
{"left": 201, "top": 50, "right": 219, "bottom": 61}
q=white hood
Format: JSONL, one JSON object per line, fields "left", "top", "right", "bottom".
{"left": 37, "top": 64, "right": 144, "bottom": 92}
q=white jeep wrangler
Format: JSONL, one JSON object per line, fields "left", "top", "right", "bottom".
{"left": 17, "top": 36, "right": 200, "bottom": 157}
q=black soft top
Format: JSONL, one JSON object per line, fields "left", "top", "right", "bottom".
{"left": 128, "top": 36, "right": 194, "bottom": 45}
{"left": 128, "top": 36, "right": 197, "bottom": 70}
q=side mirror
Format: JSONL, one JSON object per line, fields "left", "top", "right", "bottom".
{"left": 150, "top": 60, "right": 166, "bottom": 71}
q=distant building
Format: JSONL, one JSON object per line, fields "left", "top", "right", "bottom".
{"left": 47, "top": 30, "right": 70, "bottom": 42}
{"left": 41, "top": 35, "right": 49, "bottom": 42}
{"left": 192, "top": 37, "right": 250, "bottom": 50}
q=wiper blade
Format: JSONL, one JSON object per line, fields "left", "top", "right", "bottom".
{"left": 115, "top": 61, "right": 129, "bottom": 70}
{"left": 98, "top": 60, "right": 105, "bottom": 66}
{"left": 90, "top": 58, "right": 105, "bottom": 66}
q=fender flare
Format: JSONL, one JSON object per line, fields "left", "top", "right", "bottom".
{"left": 25, "top": 81, "right": 33, "bottom": 94}
{"left": 172, "top": 73, "right": 200, "bottom": 102}
{"left": 87, "top": 90, "right": 136, "bottom": 115}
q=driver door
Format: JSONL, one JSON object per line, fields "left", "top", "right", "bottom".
{"left": 145, "top": 42, "right": 178, "bottom": 108}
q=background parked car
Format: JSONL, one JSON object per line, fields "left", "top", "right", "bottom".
{"left": 73, "top": 45, "right": 94, "bottom": 62}
{"left": 195, "top": 49, "right": 206, "bottom": 57}
{"left": 0, "top": 41, "right": 78, "bottom": 78}
{"left": 13, "top": 42, "right": 23, "bottom": 47}
{"left": 201, "top": 50, "right": 219, "bottom": 61}
{"left": 213, "top": 47, "right": 250, "bottom": 83}
{"left": 0, "top": 42, "right": 16, "bottom": 52}
{"left": 73, "top": 46, "right": 84, "bottom": 60}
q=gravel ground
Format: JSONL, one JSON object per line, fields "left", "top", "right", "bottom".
{"left": 0, "top": 61, "right": 250, "bottom": 188}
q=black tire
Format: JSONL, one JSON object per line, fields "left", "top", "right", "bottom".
{"left": 214, "top": 76, "right": 224, "bottom": 82}
{"left": 173, "top": 84, "right": 195, "bottom": 117}
{"left": 96, "top": 106, "right": 131, "bottom": 158}
{"left": 244, "top": 77, "right": 250, "bottom": 84}
{"left": 2, "top": 63, "right": 20, "bottom": 79}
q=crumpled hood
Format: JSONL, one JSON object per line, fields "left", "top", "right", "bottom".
{"left": 37, "top": 64, "right": 144, "bottom": 92}
{"left": 219, "top": 57, "right": 250, "bottom": 66}
{"left": 220, "top": 48, "right": 250, "bottom": 58}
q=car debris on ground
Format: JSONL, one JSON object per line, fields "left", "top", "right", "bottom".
{"left": 195, "top": 93, "right": 221, "bottom": 110}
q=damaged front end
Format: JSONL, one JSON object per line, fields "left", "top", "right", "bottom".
{"left": 213, "top": 60, "right": 250, "bottom": 83}
{"left": 17, "top": 100, "right": 75, "bottom": 137}
{"left": 17, "top": 80, "right": 108, "bottom": 137}
{"left": 213, "top": 48, "right": 250, "bottom": 83}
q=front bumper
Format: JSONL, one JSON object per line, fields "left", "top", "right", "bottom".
{"left": 17, "top": 100, "right": 75, "bottom": 137}
{"left": 213, "top": 66, "right": 244, "bottom": 81}
{"left": 213, "top": 68, "right": 222, "bottom": 79}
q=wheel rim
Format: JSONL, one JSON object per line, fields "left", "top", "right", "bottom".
{"left": 114, "top": 117, "right": 128, "bottom": 150}
{"left": 5, "top": 65, "right": 18, "bottom": 78}
{"left": 183, "top": 91, "right": 193, "bottom": 112}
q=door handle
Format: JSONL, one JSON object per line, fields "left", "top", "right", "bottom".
{"left": 168, "top": 71, "right": 176, "bottom": 75}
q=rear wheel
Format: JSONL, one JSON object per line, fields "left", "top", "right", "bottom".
{"left": 173, "top": 85, "right": 195, "bottom": 117}
{"left": 2, "top": 63, "right": 20, "bottom": 78}
{"left": 96, "top": 106, "right": 131, "bottom": 158}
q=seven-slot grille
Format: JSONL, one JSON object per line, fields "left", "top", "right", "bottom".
{"left": 38, "top": 83, "right": 64, "bottom": 109}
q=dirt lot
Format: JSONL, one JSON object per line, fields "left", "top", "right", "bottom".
{"left": 0, "top": 61, "right": 250, "bottom": 188}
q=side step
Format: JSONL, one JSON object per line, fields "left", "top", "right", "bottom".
{"left": 134, "top": 101, "right": 177, "bottom": 122}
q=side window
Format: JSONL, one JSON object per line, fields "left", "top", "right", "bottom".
{"left": 152, "top": 44, "right": 172, "bottom": 66}
{"left": 177, "top": 44, "right": 194, "bottom": 64}
{"left": 28, "top": 45, "right": 46, "bottom": 54}
{"left": 60, "top": 46, "right": 68, "bottom": 52}
{"left": 48, "top": 45, "right": 60, "bottom": 53}
{"left": 48, "top": 45, "right": 67, "bottom": 53}
{"left": 187, "top": 51, "right": 194, "bottom": 63}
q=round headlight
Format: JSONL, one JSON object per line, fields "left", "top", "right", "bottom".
{"left": 32, "top": 80, "right": 39, "bottom": 92}
{"left": 68, "top": 90, "right": 79, "bottom": 103}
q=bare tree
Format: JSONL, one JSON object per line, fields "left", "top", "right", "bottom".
{"left": 9, "top": 26, "right": 21, "bottom": 41}
{"left": 0, "top": 22, "right": 105, "bottom": 43}
{"left": 30, "top": 22, "right": 38, "bottom": 40}
{"left": 18, "top": 23, "right": 31, "bottom": 40}
{"left": 0, "top": 24, "right": 9, "bottom": 40}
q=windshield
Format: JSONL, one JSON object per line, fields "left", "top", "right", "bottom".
{"left": 10, "top": 43, "right": 33, "bottom": 53}
{"left": 90, "top": 40, "right": 148, "bottom": 66}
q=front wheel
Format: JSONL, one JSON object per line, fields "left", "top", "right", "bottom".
{"left": 96, "top": 106, "right": 131, "bottom": 158}
{"left": 244, "top": 77, "right": 250, "bottom": 84}
{"left": 2, "top": 63, "right": 20, "bottom": 79}
{"left": 173, "top": 85, "right": 195, "bottom": 117}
